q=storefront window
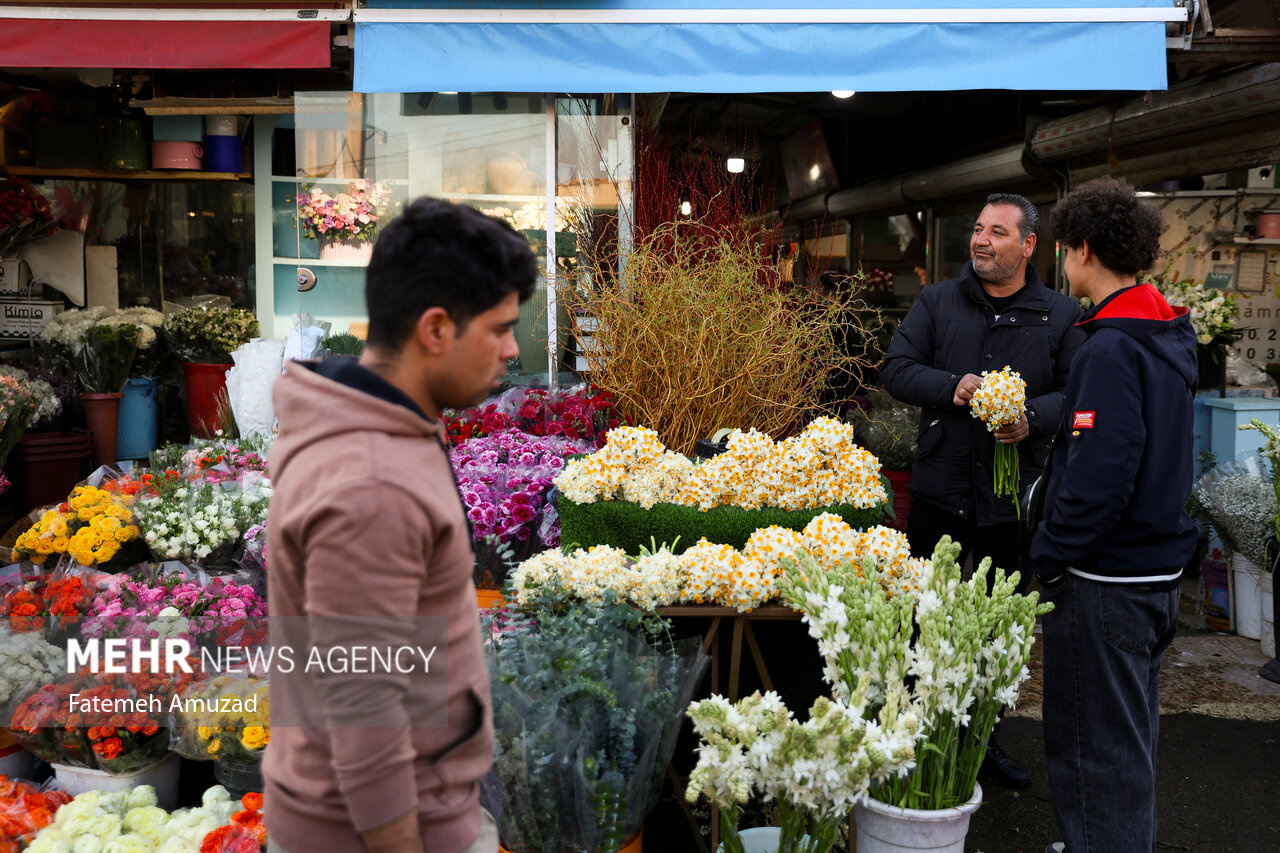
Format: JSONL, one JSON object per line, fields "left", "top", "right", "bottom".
{"left": 271, "top": 91, "right": 633, "bottom": 386}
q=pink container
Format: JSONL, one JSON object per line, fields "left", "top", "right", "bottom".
{"left": 151, "top": 140, "right": 203, "bottom": 169}
{"left": 1257, "top": 213, "right": 1280, "bottom": 239}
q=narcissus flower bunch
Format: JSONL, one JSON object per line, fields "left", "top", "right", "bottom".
{"left": 968, "top": 366, "right": 1026, "bottom": 515}
{"left": 511, "top": 516, "right": 925, "bottom": 613}
{"left": 10, "top": 485, "right": 140, "bottom": 567}
{"left": 556, "top": 418, "right": 887, "bottom": 513}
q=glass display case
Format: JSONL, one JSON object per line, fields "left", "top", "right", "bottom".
{"left": 254, "top": 91, "right": 633, "bottom": 386}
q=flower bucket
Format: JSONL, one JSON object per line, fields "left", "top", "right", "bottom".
{"left": 854, "top": 783, "right": 983, "bottom": 853}
{"left": 717, "top": 826, "right": 812, "bottom": 853}
{"left": 883, "top": 469, "right": 912, "bottom": 531}
{"left": 500, "top": 830, "right": 640, "bottom": 853}
{"left": 116, "top": 376, "right": 159, "bottom": 459}
{"left": 81, "top": 391, "right": 123, "bottom": 467}
{"left": 0, "top": 742, "right": 33, "bottom": 780}
{"left": 476, "top": 588, "right": 504, "bottom": 610}
{"left": 1232, "top": 554, "right": 1263, "bottom": 640}
{"left": 1261, "top": 570, "right": 1275, "bottom": 658}
{"left": 214, "top": 756, "right": 263, "bottom": 800}
{"left": 319, "top": 240, "right": 373, "bottom": 263}
{"left": 183, "top": 362, "right": 233, "bottom": 439}
{"left": 52, "top": 753, "right": 180, "bottom": 810}
{"left": 6, "top": 430, "right": 91, "bottom": 511}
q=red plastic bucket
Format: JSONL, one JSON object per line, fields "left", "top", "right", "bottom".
{"left": 183, "top": 362, "right": 232, "bottom": 438}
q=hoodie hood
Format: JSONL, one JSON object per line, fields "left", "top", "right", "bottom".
{"left": 270, "top": 361, "right": 443, "bottom": 483}
{"left": 1079, "top": 283, "right": 1198, "bottom": 389}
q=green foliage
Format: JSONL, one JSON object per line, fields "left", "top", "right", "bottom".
{"left": 556, "top": 494, "right": 884, "bottom": 553}
{"left": 484, "top": 585, "right": 706, "bottom": 853}
{"left": 76, "top": 323, "right": 140, "bottom": 393}
{"left": 163, "top": 306, "right": 259, "bottom": 364}
{"left": 321, "top": 332, "right": 366, "bottom": 357}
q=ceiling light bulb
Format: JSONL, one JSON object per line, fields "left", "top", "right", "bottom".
{"left": 726, "top": 157, "right": 745, "bottom": 173}
{"left": 831, "top": 90, "right": 856, "bottom": 99}
{"left": 680, "top": 201, "right": 692, "bottom": 216}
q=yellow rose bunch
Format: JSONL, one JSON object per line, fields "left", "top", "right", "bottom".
{"left": 11, "top": 485, "right": 139, "bottom": 567}
{"left": 180, "top": 675, "right": 271, "bottom": 762}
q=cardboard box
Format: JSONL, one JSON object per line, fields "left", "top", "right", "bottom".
{"left": 0, "top": 258, "right": 38, "bottom": 297}
{"left": 0, "top": 298, "right": 63, "bottom": 339}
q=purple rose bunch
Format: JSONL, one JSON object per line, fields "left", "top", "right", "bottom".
{"left": 451, "top": 429, "right": 594, "bottom": 551}
{"left": 81, "top": 578, "right": 268, "bottom": 649}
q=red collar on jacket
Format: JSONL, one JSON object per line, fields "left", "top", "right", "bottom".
{"left": 1078, "top": 282, "right": 1185, "bottom": 325}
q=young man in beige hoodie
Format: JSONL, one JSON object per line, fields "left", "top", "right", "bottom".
{"left": 265, "top": 198, "right": 536, "bottom": 853}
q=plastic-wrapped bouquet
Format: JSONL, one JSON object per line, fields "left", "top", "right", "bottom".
{"left": 0, "top": 624, "right": 64, "bottom": 711}
{"left": 1195, "top": 456, "right": 1276, "bottom": 568}
{"left": 968, "top": 366, "right": 1026, "bottom": 516}
{"left": 443, "top": 384, "right": 627, "bottom": 447}
{"left": 80, "top": 577, "right": 267, "bottom": 650}
{"left": 132, "top": 474, "right": 272, "bottom": 566}
{"left": 481, "top": 586, "right": 707, "bottom": 853}
{"left": 450, "top": 428, "right": 594, "bottom": 586}
{"left": 10, "top": 482, "right": 145, "bottom": 570}
{"left": 1150, "top": 274, "right": 1238, "bottom": 348}
{"left": 0, "top": 374, "right": 39, "bottom": 482}
{"left": 777, "top": 535, "right": 1049, "bottom": 811}
{"left": 0, "top": 777, "right": 73, "bottom": 849}
{"left": 0, "top": 177, "right": 56, "bottom": 257}
{"left": 170, "top": 673, "right": 270, "bottom": 763}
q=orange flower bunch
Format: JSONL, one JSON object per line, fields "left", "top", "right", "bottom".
{"left": 44, "top": 575, "right": 94, "bottom": 629}
{"left": 201, "top": 791, "right": 266, "bottom": 853}
{"left": 0, "top": 775, "right": 73, "bottom": 850}
{"left": 2, "top": 588, "right": 46, "bottom": 633}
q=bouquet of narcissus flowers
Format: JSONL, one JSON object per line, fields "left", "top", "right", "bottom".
{"left": 968, "top": 366, "right": 1026, "bottom": 516}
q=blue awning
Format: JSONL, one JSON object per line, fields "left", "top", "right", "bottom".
{"left": 353, "top": 1, "right": 1183, "bottom": 94}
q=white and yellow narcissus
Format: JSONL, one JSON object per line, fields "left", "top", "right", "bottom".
{"left": 968, "top": 366, "right": 1026, "bottom": 432}
{"left": 555, "top": 419, "right": 887, "bottom": 511}
{"left": 510, "top": 517, "right": 926, "bottom": 614}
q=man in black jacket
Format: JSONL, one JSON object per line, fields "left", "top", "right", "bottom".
{"left": 881, "top": 192, "right": 1085, "bottom": 789}
{"left": 1031, "top": 178, "right": 1197, "bottom": 853}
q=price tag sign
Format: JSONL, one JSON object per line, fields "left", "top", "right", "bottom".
{"left": 1205, "top": 271, "right": 1233, "bottom": 289}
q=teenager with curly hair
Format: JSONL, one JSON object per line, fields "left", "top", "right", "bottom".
{"left": 1032, "top": 177, "right": 1197, "bottom": 853}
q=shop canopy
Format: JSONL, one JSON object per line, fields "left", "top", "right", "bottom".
{"left": 352, "top": 0, "right": 1185, "bottom": 94}
{"left": 0, "top": 6, "right": 341, "bottom": 69}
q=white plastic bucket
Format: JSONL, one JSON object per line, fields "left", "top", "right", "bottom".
{"left": 1232, "top": 554, "right": 1263, "bottom": 640}
{"left": 717, "top": 826, "right": 811, "bottom": 853}
{"left": 52, "top": 753, "right": 180, "bottom": 809}
{"left": 1261, "top": 569, "right": 1275, "bottom": 658}
{"left": 854, "top": 783, "right": 983, "bottom": 853}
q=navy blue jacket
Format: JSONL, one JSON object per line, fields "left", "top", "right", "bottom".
{"left": 881, "top": 262, "right": 1085, "bottom": 525}
{"left": 1030, "top": 283, "right": 1199, "bottom": 586}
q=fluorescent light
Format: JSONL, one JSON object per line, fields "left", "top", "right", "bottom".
{"left": 832, "top": 90, "right": 856, "bottom": 99}
{"left": 726, "top": 157, "right": 745, "bottom": 173}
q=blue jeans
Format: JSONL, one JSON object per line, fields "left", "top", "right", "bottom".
{"left": 1040, "top": 574, "right": 1179, "bottom": 852}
